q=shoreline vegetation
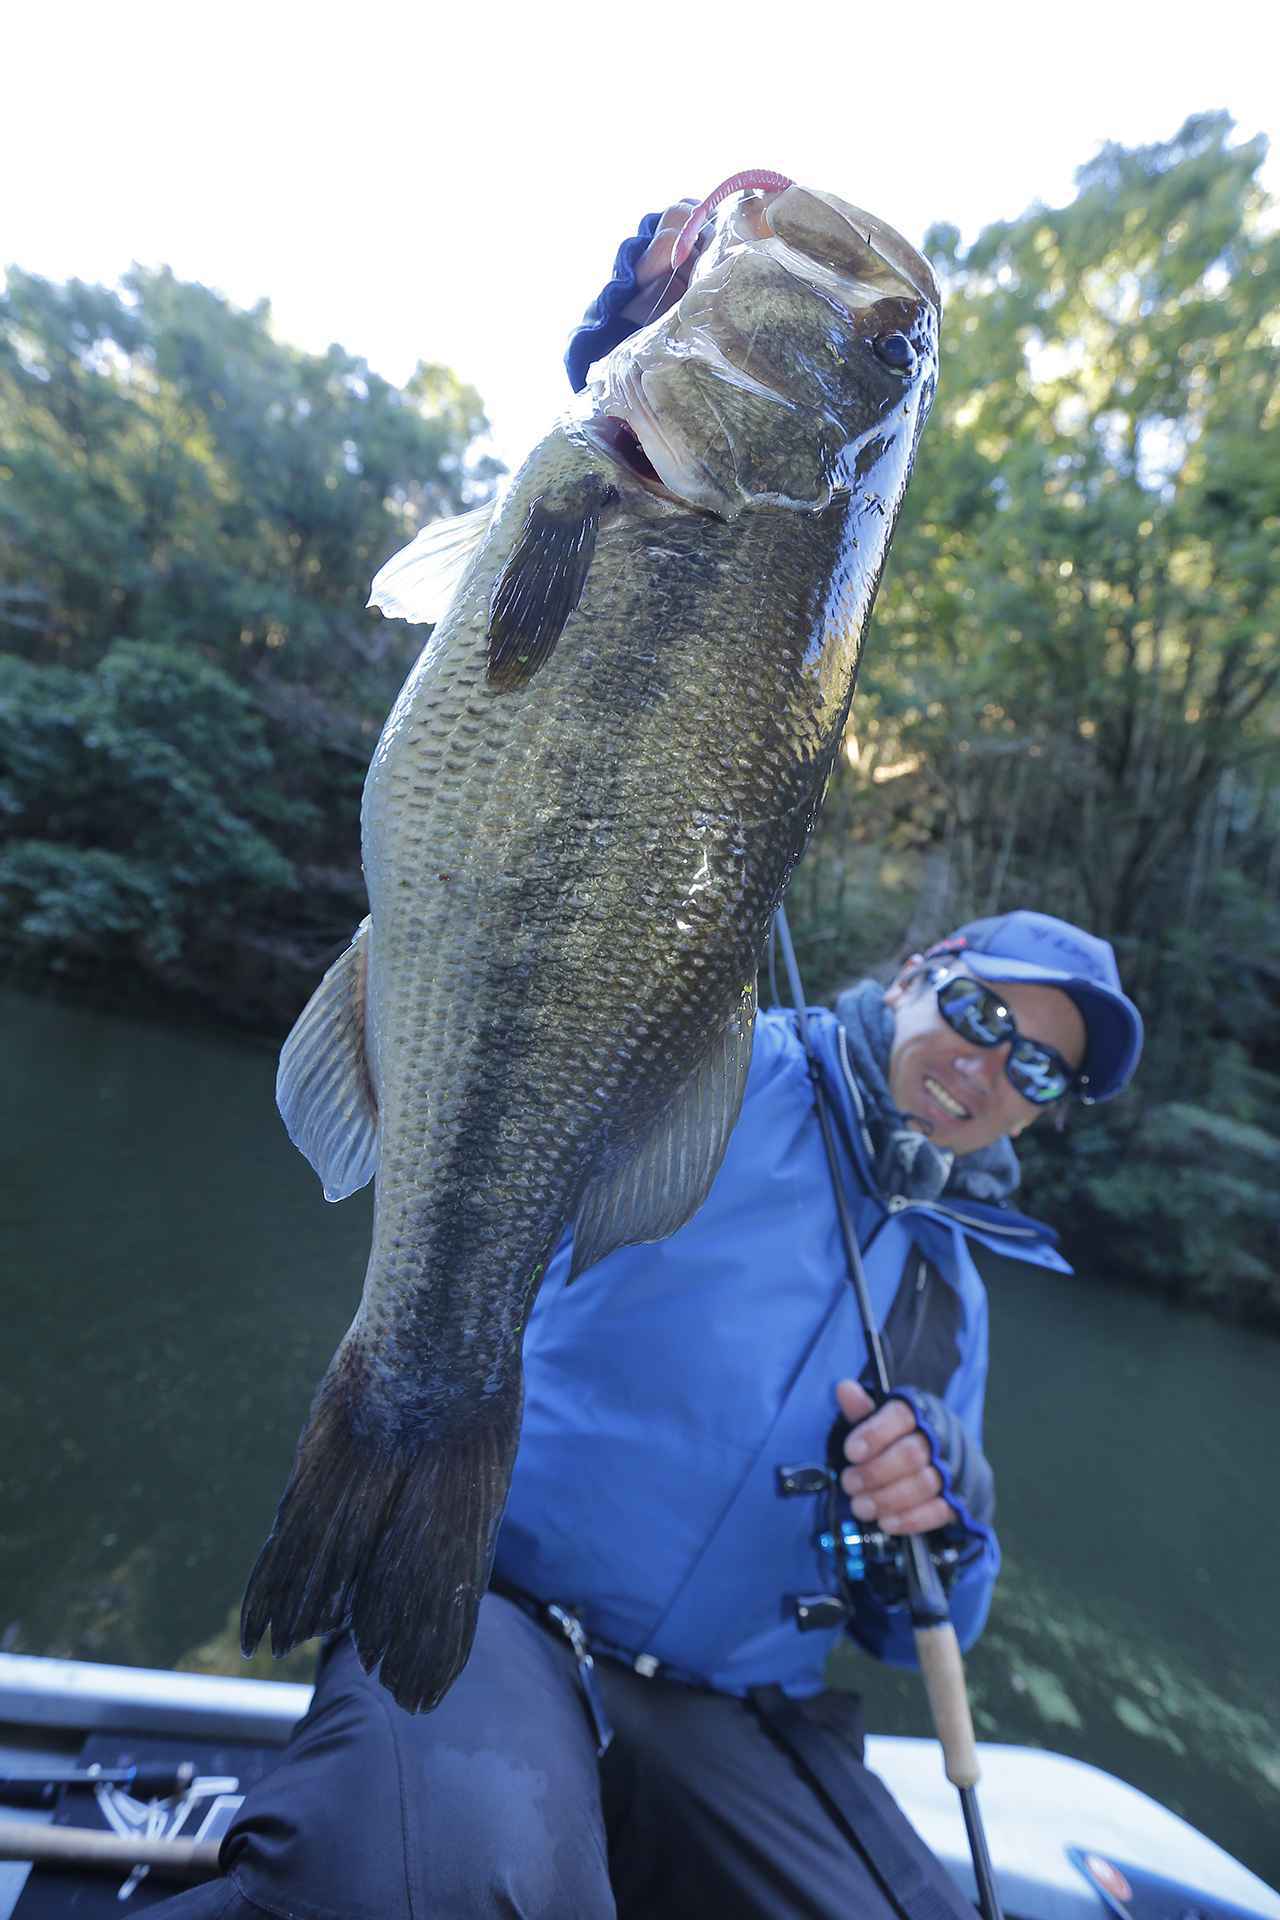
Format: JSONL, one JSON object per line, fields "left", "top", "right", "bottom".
{"left": 2, "top": 115, "right": 1277, "bottom": 1328}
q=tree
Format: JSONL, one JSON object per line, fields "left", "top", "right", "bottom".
{"left": 0, "top": 265, "right": 501, "bottom": 1016}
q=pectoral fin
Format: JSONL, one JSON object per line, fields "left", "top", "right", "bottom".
{"left": 276, "top": 918, "right": 379, "bottom": 1202}
{"left": 568, "top": 980, "right": 758, "bottom": 1281}
{"left": 487, "top": 473, "right": 617, "bottom": 692}
{"left": 368, "top": 501, "right": 497, "bottom": 625}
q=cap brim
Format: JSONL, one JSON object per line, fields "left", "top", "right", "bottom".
{"left": 959, "top": 953, "right": 1144, "bottom": 1102}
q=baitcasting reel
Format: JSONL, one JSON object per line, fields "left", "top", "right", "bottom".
{"left": 776, "top": 1458, "right": 977, "bottom": 1631}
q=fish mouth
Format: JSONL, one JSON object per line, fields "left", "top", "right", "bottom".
{"left": 766, "top": 187, "right": 942, "bottom": 318}
{"left": 684, "top": 181, "right": 940, "bottom": 322}
{"left": 588, "top": 415, "right": 667, "bottom": 490}
{"left": 584, "top": 412, "right": 713, "bottom": 511}
{"left": 580, "top": 179, "right": 941, "bottom": 519}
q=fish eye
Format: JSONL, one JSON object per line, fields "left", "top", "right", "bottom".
{"left": 872, "top": 332, "right": 917, "bottom": 375}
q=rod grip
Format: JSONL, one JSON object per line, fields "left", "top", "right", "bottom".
{"left": 0, "top": 1820, "right": 222, "bottom": 1879}
{"left": 914, "top": 1621, "right": 980, "bottom": 1788}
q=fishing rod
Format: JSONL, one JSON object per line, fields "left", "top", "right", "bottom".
{"left": 0, "top": 1761, "right": 196, "bottom": 1810}
{"left": 772, "top": 902, "right": 1004, "bottom": 1920}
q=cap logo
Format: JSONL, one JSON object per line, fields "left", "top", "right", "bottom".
{"left": 1029, "top": 931, "right": 1099, "bottom": 974}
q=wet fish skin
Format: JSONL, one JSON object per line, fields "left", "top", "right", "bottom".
{"left": 241, "top": 184, "right": 941, "bottom": 1713}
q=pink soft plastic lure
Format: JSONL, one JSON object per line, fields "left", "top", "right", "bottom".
{"left": 670, "top": 169, "right": 795, "bottom": 274}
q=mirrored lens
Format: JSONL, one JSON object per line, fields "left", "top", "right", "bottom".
{"left": 1007, "top": 1039, "right": 1071, "bottom": 1104}
{"left": 936, "top": 977, "right": 1013, "bottom": 1048}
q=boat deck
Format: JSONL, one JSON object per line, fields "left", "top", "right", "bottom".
{"left": 1, "top": 1654, "right": 1276, "bottom": 1919}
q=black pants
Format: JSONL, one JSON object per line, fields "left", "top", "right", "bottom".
{"left": 150, "top": 1595, "right": 971, "bottom": 1920}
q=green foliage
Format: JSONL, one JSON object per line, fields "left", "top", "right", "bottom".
{"left": 0, "top": 264, "right": 500, "bottom": 1014}
{"left": 0, "top": 266, "right": 497, "bottom": 693}
{"left": 0, "top": 843, "right": 179, "bottom": 969}
{"left": 858, "top": 109, "right": 1280, "bottom": 959}
{"left": 0, "top": 656, "right": 87, "bottom": 823}
{"left": 0, "top": 642, "right": 302, "bottom": 977}
{"left": 78, "top": 642, "right": 301, "bottom": 895}
{"left": 1020, "top": 1097, "right": 1280, "bottom": 1324}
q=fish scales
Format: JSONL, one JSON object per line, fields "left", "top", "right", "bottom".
{"left": 243, "top": 181, "right": 941, "bottom": 1712}
{"left": 360, "top": 501, "right": 840, "bottom": 1353}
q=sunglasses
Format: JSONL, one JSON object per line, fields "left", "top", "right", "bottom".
{"left": 926, "top": 966, "right": 1082, "bottom": 1107}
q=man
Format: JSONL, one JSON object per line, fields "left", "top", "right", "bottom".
{"left": 157, "top": 905, "right": 1140, "bottom": 1920}
{"left": 153, "top": 207, "right": 1143, "bottom": 1919}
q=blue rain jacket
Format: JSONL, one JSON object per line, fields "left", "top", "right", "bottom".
{"left": 495, "top": 1006, "right": 1070, "bottom": 1698}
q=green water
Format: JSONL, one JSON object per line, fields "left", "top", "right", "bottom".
{"left": 1, "top": 987, "right": 1276, "bottom": 1883}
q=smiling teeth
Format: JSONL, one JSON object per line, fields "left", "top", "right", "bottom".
{"left": 924, "top": 1075, "right": 968, "bottom": 1119}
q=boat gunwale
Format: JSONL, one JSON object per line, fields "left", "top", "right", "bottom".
{"left": 0, "top": 1653, "right": 311, "bottom": 1744}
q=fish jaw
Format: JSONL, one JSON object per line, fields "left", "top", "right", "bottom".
{"left": 763, "top": 186, "right": 941, "bottom": 315}
{"left": 582, "top": 179, "right": 939, "bottom": 523}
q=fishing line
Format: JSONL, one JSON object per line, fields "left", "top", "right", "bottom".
{"left": 635, "top": 259, "right": 694, "bottom": 330}
{"left": 766, "top": 915, "right": 783, "bottom": 1011}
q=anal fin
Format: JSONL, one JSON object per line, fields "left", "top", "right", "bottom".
{"left": 276, "top": 918, "right": 379, "bottom": 1202}
{"left": 569, "top": 979, "right": 758, "bottom": 1281}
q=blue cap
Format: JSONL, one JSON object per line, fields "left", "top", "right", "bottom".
{"left": 930, "top": 909, "right": 1143, "bottom": 1103}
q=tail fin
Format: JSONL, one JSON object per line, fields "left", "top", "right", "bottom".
{"left": 240, "top": 1358, "right": 522, "bottom": 1713}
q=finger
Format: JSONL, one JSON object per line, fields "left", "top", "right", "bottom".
{"left": 843, "top": 1397, "right": 916, "bottom": 1464}
{"left": 654, "top": 197, "right": 700, "bottom": 236}
{"left": 876, "top": 1496, "right": 956, "bottom": 1537}
{"left": 623, "top": 252, "right": 699, "bottom": 325}
{"left": 848, "top": 1428, "right": 934, "bottom": 1492}
{"left": 844, "top": 1457, "right": 940, "bottom": 1517}
{"left": 835, "top": 1379, "right": 875, "bottom": 1425}
{"left": 635, "top": 201, "right": 700, "bottom": 284}
{"left": 634, "top": 236, "right": 678, "bottom": 286}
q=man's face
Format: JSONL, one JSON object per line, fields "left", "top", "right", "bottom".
{"left": 883, "top": 963, "right": 1087, "bottom": 1154}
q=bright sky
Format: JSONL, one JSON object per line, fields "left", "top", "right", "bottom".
{"left": 6, "top": 1, "right": 1277, "bottom": 474}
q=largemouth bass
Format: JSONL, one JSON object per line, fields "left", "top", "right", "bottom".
{"left": 241, "top": 182, "right": 941, "bottom": 1713}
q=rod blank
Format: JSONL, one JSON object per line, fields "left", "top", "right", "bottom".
{"left": 0, "top": 1819, "right": 221, "bottom": 1879}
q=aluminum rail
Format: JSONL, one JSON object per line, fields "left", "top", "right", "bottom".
{"left": 0, "top": 1654, "right": 310, "bottom": 1745}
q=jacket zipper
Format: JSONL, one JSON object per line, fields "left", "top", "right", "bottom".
{"left": 884, "top": 1193, "right": 1039, "bottom": 1238}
